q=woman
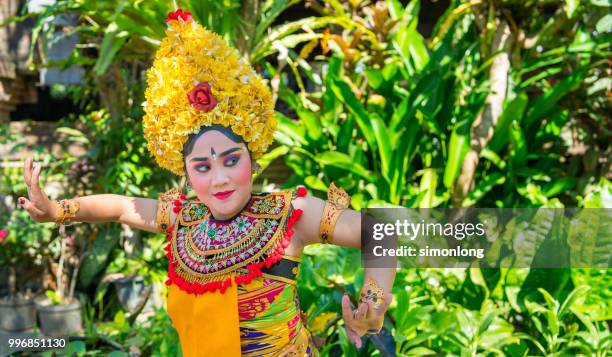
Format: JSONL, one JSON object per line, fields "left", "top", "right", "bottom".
{"left": 18, "top": 8, "right": 395, "bottom": 357}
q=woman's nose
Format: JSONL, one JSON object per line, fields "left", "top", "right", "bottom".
{"left": 211, "top": 167, "right": 230, "bottom": 186}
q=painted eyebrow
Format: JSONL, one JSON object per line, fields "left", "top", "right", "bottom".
{"left": 189, "top": 147, "right": 243, "bottom": 162}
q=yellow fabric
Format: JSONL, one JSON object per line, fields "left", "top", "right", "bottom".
{"left": 167, "top": 283, "right": 241, "bottom": 357}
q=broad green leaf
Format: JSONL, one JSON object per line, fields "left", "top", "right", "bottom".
{"left": 567, "top": 209, "right": 612, "bottom": 268}
{"left": 365, "top": 67, "right": 384, "bottom": 90}
{"left": 488, "top": 93, "right": 528, "bottom": 153}
{"left": 558, "top": 285, "right": 590, "bottom": 319}
{"left": 590, "top": 0, "right": 611, "bottom": 6}
{"left": 596, "top": 13, "right": 612, "bottom": 33}
{"left": 315, "top": 151, "right": 374, "bottom": 180}
{"left": 275, "top": 112, "right": 307, "bottom": 146}
{"left": 564, "top": 0, "right": 580, "bottom": 18}
{"left": 370, "top": 115, "right": 392, "bottom": 180}
{"left": 93, "top": 22, "right": 129, "bottom": 76}
{"left": 418, "top": 168, "right": 438, "bottom": 208}
{"left": 304, "top": 175, "right": 327, "bottom": 192}
{"left": 330, "top": 79, "right": 378, "bottom": 152}
{"left": 542, "top": 178, "right": 576, "bottom": 197}
{"left": 462, "top": 173, "right": 505, "bottom": 207}
{"left": 254, "top": 0, "right": 300, "bottom": 45}
{"left": 513, "top": 209, "right": 555, "bottom": 267}
{"left": 258, "top": 146, "right": 290, "bottom": 173}
{"left": 523, "top": 67, "right": 589, "bottom": 128}
{"left": 443, "top": 119, "right": 470, "bottom": 189}
{"left": 509, "top": 120, "right": 527, "bottom": 169}
{"left": 56, "top": 127, "right": 91, "bottom": 145}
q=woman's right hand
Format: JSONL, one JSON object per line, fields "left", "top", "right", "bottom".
{"left": 18, "top": 157, "right": 57, "bottom": 223}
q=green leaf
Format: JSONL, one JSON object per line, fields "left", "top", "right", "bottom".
{"left": 330, "top": 79, "right": 377, "bottom": 152}
{"left": 596, "top": 13, "right": 612, "bottom": 33}
{"left": 391, "top": 1, "right": 429, "bottom": 73}
{"left": 558, "top": 285, "right": 590, "bottom": 319}
{"left": 488, "top": 93, "right": 528, "bottom": 153}
{"left": 567, "top": 209, "right": 612, "bottom": 268}
{"left": 590, "top": 0, "right": 611, "bottom": 6}
{"left": 418, "top": 168, "right": 438, "bottom": 208}
{"left": 371, "top": 114, "right": 392, "bottom": 180}
{"left": 564, "top": 0, "right": 580, "bottom": 18}
{"left": 304, "top": 175, "right": 327, "bottom": 192}
{"left": 315, "top": 151, "right": 374, "bottom": 180}
{"left": 254, "top": 0, "right": 300, "bottom": 45}
{"left": 509, "top": 120, "right": 527, "bottom": 169}
{"left": 523, "top": 67, "right": 589, "bottom": 128}
{"left": 275, "top": 112, "right": 307, "bottom": 146}
{"left": 444, "top": 119, "right": 470, "bottom": 189}
{"left": 542, "top": 178, "right": 576, "bottom": 197}
{"left": 65, "top": 341, "right": 86, "bottom": 356}
{"left": 365, "top": 67, "right": 384, "bottom": 90}
{"left": 513, "top": 209, "right": 555, "bottom": 267}
{"left": 463, "top": 173, "right": 506, "bottom": 207}
{"left": 93, "top": 22, "right": 129, "bottom": 76}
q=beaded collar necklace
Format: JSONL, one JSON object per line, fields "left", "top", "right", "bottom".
{"left": 164, "top": 187, "right": 307, "bottom": 295}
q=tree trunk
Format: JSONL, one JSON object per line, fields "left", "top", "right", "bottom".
{"left": 236, "top": 0, "right": 260, "bottom": 59}
{"left": 452, "top": 18, "right": 514, "bottom": 206}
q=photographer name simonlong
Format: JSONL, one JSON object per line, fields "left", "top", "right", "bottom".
{"left": 373, "top": 245, "right": 485, "bottom": 259}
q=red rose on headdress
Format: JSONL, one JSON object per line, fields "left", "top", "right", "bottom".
{"left": 187, "top": 82, "right": 217, "bottom": 111}
{"left": 165, "top": 8, "right": 193, "bottom": 23}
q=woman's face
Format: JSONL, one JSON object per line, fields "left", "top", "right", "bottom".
{"left": 184, "top": 130, "right": 253, "bottom": 220}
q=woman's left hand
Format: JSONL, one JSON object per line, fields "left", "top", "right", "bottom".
{"left": 341, "top": 293, "right": 392, "bottom": 348}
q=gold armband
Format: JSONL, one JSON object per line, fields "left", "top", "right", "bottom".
{"left": 156, "top": 188, "right": 181, "bottom": 234}
{"left": 318, "top": 183, "right": 351, "bottom": 244}
{"left": 53, "top": 199, "right": 80, "bottom": 225}
{"left": 53, "top": 198, "right": 80, "bottom": 238}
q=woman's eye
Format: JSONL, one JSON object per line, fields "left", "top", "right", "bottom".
{"left": 195, "top": 164, "right": 210, "bottom": 172}
{"left": 225, "top": 156, "right": 239, "bottom": 166}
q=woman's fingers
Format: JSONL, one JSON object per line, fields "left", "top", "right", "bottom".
{"left": 29, "top": 162, "right": 47, "bottom": 202}
{"left": 23, "top": 157, "right": 32, "bottom": 186}
{"left": 354, "top": 301, "right": 368, "bottom": 321}
{"left": 20, "top": 158, "right": 54, "bottom": 221}
{"left": 341, "top": 294, "right": 354, "bottom": 322}
{"left": 31, "top": 161, "right": 42, "bottom": 188}
{"left": 18, "top": 197, "right": 46, "bottom": 221}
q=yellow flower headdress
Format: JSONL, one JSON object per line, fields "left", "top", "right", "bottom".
{"left": 143, "top": 9, "right": 276, "bottom": 175}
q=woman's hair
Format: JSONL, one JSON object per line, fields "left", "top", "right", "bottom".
{"left": 182, "top": 124, "right": 249, "bottom": 159}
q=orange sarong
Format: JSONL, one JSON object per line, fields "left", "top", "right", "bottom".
{"left": 167, "top": 283, "right": 241, "bottom": 357}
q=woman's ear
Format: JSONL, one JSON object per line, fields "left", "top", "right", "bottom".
{"left": 251, "top": 162, "right": 262, "bottom": 174}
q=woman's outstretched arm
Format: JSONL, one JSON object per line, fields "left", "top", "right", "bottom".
{"left": 292, "top": 193, "right": 395, "bottom": 348}
{"left": 18, "top": 157, "right": 169, "bottom": 234}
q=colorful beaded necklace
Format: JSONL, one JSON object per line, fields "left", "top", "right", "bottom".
{"left": 164, "top": 187, "right": 307, "bottom": 295}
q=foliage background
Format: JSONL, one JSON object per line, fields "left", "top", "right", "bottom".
{"left": 1, "top": 0, "right": 610, "bottom": 355}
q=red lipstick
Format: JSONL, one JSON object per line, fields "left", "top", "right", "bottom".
{"left": 214, "top": 190, "right": 234, "bottom": 200}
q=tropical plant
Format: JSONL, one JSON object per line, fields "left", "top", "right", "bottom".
{"left": 269, "top": 0, "right": 611, "bottom": 210}
{"left": 0, "top": 209, "right": 55, "bottom": 299}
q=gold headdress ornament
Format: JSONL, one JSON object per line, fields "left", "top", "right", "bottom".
{"left": 143, "top": 9, "right": 276, "bottom": 175}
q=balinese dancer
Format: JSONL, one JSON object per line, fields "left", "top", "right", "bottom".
{"left": 18, "top": 8, "right": 395, "bottom": 356}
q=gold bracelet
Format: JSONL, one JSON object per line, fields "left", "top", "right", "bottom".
{"left": 156, "top": 188, "right": 181, "bottom": 234}
{"left": 53, "top": 198, "right": 80, "bottom": 225}
{"left": 318, "top": 183, "right": 351, "bottom": 244}
{"left": 360, "top": 277, "right": 385, "bottom": 309}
